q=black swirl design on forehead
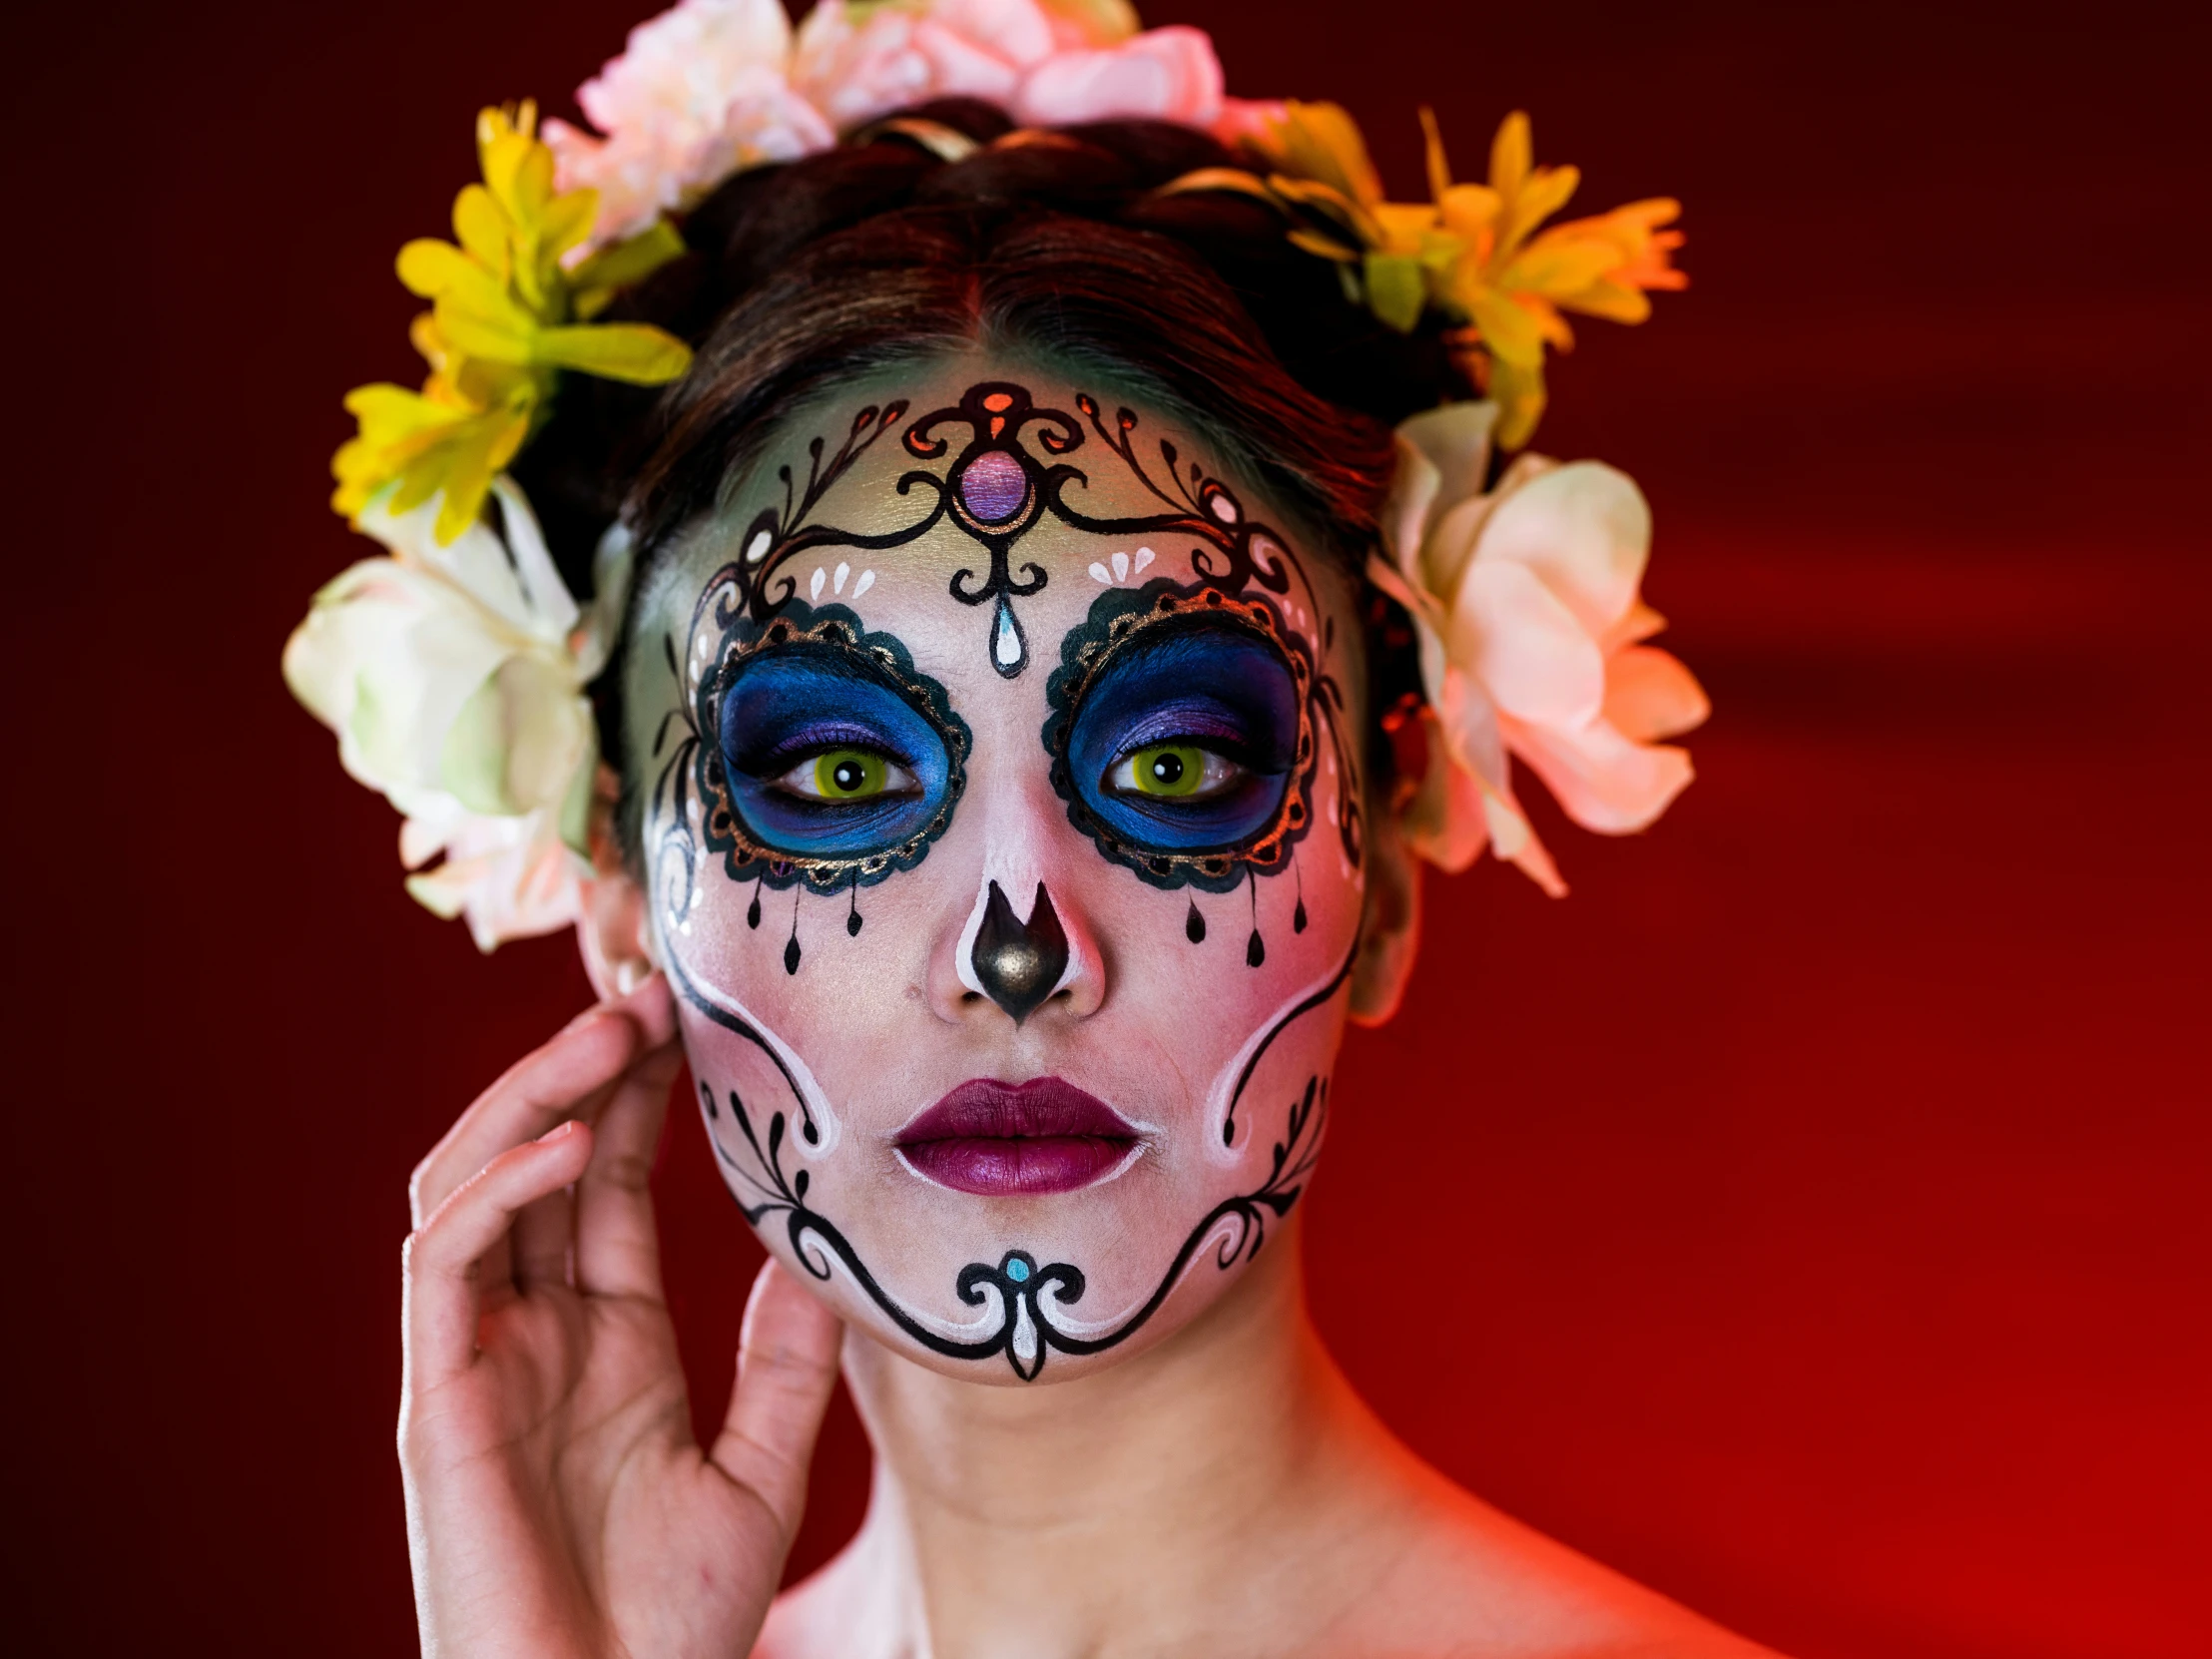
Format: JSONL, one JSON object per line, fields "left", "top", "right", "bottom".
{"left": 698, "top": 380, "right": 1319, "bottom": 679}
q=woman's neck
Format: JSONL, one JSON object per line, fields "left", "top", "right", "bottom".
{"left": 773, "top": 1216, "right": 1453, "bottom": 1659}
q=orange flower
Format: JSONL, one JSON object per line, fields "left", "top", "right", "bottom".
{"left": 1175, "top": 103, "right": 1686, "bottom": 450}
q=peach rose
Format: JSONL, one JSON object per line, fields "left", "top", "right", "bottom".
{"left": 1373, "top": 401, "right": 1708, "bottom": 894}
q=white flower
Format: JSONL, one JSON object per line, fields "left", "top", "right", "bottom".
{"left": 545, "top": 0, "right": 836, "bottom": 247}
{"left": 1372, "top": 401, "right": 1708, "bottom": 894}
{"left": 281, "top": 479, "right": 631, "bottom": 950}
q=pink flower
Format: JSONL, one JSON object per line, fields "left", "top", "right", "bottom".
{"left": 793, "top": 0, "right": 1220, "bottom": 134}
{"left": 1012, "top": 25, "right": 1224, "bottom": 128}
{"left": 1210, "top": 95, "right": 1287, "bottom": 152}
{"left": 792, "top": 0, "right": 1057, "bottom": 129}
{"left": 546, "top": 0, "right": 834, "bottom": 246}
{"left": 543, "top": 0, "right": 1236, "bottom": 248}
{"left": 1373, "top": 401, "right": 1708, "bottom": 894}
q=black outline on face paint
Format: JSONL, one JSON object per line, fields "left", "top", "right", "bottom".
{"left": 666, "top": 929, "right": 1354, "bottom": 1380}
{"left": 708, "top": 1074, "right": 1330, "bottom": 1382}
{"left": 651, "top": 380, "right": 1373, "bottom": 1344}
{"left": 707, "top": 380, "right": 1366, "bottom": 694}
{"left": 653, "top": 599, "right": 970, "bottom": 941}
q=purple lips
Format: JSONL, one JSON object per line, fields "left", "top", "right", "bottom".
{"left": 895, "top": 1077, "right": 1139, "bottom": 1195}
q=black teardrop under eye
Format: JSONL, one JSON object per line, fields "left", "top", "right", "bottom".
{"left": 716, "top": 643, "right": 953, "bottom": 859}
{"left": 1062, "top": 618, "right": 1299, "bottom": 854}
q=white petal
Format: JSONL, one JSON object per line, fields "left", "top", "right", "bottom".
{"left": 1474, "top": 461, "right": 1651, "bottom": 640}
{"left": 1451, "top": 559, "right": 1606, "bottom": 728}
{"left": 1089, "top": 561, "right": 1113, "bottom": 585}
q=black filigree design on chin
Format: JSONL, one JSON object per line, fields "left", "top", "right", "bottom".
{"left": 702, "top": 1069, "right": 1326, "bottom": 1382}
{"left": 651, "top": 599, "right": 970, "bottom": 947}
{"left": 680, "top": 928, "right": 1355, "bottom": 1379}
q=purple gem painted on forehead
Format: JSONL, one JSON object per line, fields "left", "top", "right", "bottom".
{"left": 959, "top": 450, "right": 1026, "bottom": 523}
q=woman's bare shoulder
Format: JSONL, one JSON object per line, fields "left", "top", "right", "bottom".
{"left": 754, "top": 1434, "right": 1783, "bottom": 1659}
{"left": 1332, "top": 1458, "right": 1786, "bottom": 1659}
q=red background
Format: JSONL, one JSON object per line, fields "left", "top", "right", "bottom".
{"left": 4, "top": 2, "right": 2206, "bottom": 1653}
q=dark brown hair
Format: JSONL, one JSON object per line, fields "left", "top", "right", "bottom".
{"left": 510, "top": 101, "right": 1455, "bottom": 788}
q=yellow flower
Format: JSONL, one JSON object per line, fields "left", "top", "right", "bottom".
{"left": 1174, "top": 103, "right": 1685, "bottom": 450}
{"left": 331, "top": 103, "right": 695, "bottom": 544}
{"left": 1420, "top": 110, "right": 1685, "bottom": 448}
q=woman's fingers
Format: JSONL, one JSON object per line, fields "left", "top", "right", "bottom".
{"left": 403, "top": 1121, "right": 596, "bottom": 1389}
{"left": 706, "top": 1260, "right": 844, "bottom": 1539}
{"left": 509, "top": 1183, "right": 577, "bottom": 1293}
{"left": 574, "top": 1032, "right": 686, "bottom": 1300}
{"left": 410, "top": 974, "right": 672, "bottom": 1228}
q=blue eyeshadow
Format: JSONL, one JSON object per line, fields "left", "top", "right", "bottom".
{"left": 716, "top": 645, "right": 953, "bottom": 859}
{"left": 1063, "top": 621, "right": 1299, "bottom": 853}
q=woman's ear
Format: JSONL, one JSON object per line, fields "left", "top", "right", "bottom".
{"left": 578, "top": 863, "right": 657, "bottom": 999}
{"left": 1348, "top": 788, "right": 1421, "bottom": 1027}
{"left": 575, "top": 768, "right": 659, "bottom": 999}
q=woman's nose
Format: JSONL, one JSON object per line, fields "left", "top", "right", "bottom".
{"left": 969, "top": 879, "right": 1068, "bottom": 1024}
{"left": 927, "top": 778, "right": 1107, "bottom": 1028}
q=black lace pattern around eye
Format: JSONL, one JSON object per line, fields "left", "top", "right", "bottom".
{"left": 1042, "top": 582, "right": 1319, "bottom": 893}
{"left": 653, "top": 599, "right": 969, "bottom": 931}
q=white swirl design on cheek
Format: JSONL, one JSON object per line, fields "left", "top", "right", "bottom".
{"left": 1202, "top": 924, "right": 1362, "bottom": 1162}
{"left": 656, "top": 912, "right": 845, "bottom": 1157}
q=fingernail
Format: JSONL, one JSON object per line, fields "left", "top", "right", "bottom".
{"left": 538, "top": 1121, "right": 581, "bottom": 1145}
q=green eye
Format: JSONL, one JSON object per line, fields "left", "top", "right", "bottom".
{"left": 773, "top": 748, "right": 913, "bottom": 802}
{"left": 1108, "top": 743, "right": 1245, "bottom": 801}
{"left": 813, "top": 750, "right": 887, "bottom": 798}
{"left": 1126, "top": 744, "right": 1204, "bottom": 797}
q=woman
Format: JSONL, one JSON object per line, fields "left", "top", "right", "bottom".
{"left": 287, "top": 2, "right": 1731, "bottom": 1651}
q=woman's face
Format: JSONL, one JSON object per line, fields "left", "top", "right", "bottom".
{"left": 625, "top": 355, "right": 1375, "bottom": 1383}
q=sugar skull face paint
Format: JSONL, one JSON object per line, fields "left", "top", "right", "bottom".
{"left": 628, "top": 356, "right": 1372, "bottom": 1382}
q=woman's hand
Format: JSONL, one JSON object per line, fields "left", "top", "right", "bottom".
{"left": 398, "top": 974, "right": 843, "bottom": 1658}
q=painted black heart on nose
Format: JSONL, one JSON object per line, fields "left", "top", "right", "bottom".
{"left": 971, "top": 880, "right": 1069, "bottom": 1025}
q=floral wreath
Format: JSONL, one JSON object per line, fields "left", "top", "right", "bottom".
{"left": 282, "top": 0, "right": 1705, "bottom": 952}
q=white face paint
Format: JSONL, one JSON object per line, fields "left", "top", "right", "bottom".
{"left": 627, "top": 356, "right": 1372, "bottom": 1383}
